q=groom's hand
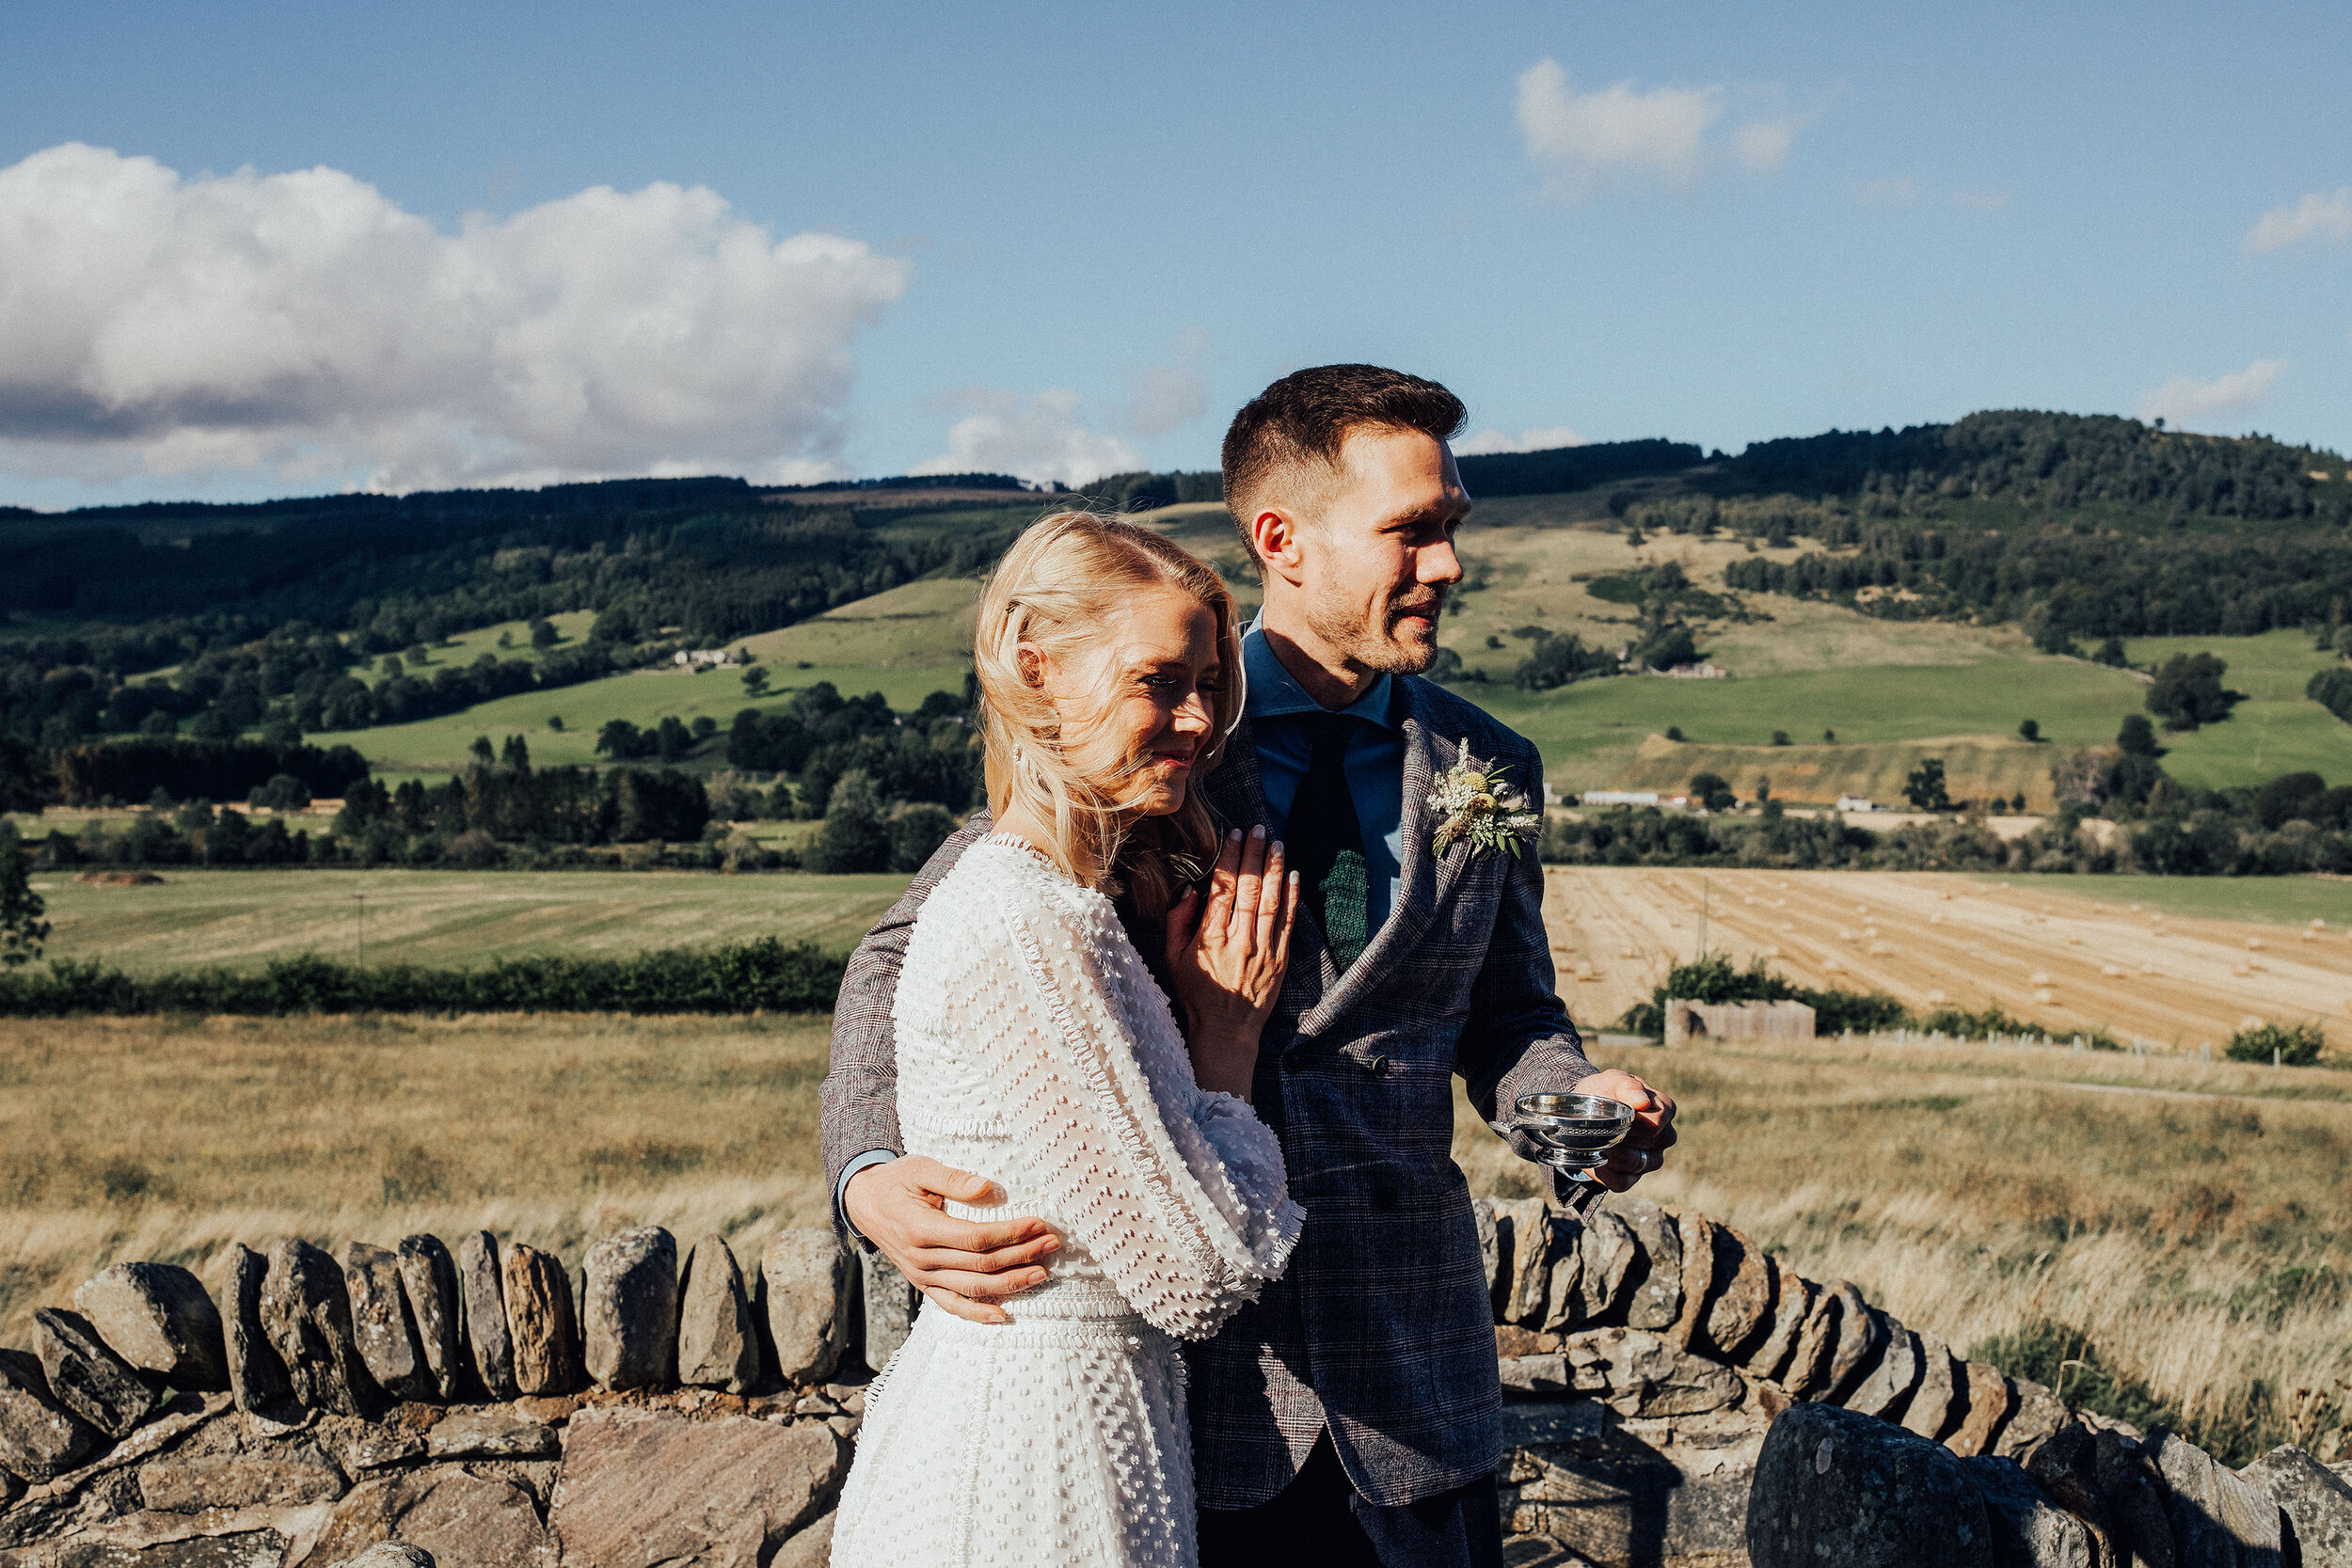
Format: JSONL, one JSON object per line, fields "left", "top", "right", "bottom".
{"left": 1577, "top": 1069, "right": 1678, "bottom": 1193}
{"left": 843, "top": 1156, "right": 1062, "bottom": 1324}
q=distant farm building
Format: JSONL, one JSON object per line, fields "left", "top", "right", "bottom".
{"left": 1663, "top": 998, "right": 1817, "bottom": 1048}
{"left": 1836, "top": 795, "right": 1877, "bottom": 813}
{"left": 1652, "top": 663, "right": 1728, "bottom": 679}
{"left": 1581, "top": 790, "right": 1661, "bottom": 807}
{"left": 674, "top": 649, "right": 738, "bottom": 668}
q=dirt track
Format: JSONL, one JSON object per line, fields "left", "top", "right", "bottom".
{"left": 1542, "top": 867, "right": 2352, "bottom": 1050}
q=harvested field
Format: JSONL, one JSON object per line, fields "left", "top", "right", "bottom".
{"left": 1543, "top": 866, "right": 2352, "bottom": 1051}
{"left": 23, "top": 866, "right": 909, "bottom": 974}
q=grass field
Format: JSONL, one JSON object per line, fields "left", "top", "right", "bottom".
{"left": 0, "top": 1012, "right": 834, "bottom": 1344}
{"left": 2121, "top": 630, "right": 2352, "bottom": 789}
{"left": 27, "top": 867, "right": 910, "bottom": 974}
{"left": 0, "top": 1008, "right": 2337, "bottom": 1462}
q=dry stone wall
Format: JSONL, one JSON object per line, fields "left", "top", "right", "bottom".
{"left": 0, "top": 1201, "right": 2344, "bottom": 1567}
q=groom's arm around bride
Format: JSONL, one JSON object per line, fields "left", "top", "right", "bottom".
{"left": 821, "top": 363, "right": 1676, "bottom": 1568}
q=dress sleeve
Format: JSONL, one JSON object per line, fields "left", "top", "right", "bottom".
{"left": 953, "top": 882, "right": 1302, "bottom": 1340}
{"left": 1185, "top": 1092, "right": 1300, "bottom": 1265}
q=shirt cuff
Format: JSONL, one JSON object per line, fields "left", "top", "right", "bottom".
{"left": 834, "top": 1148, "right": 899, "bottom": 1249}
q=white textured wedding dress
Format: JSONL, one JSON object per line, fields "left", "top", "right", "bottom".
{"left": 830, "top": 835, "right": 1304, "bottom": 1568}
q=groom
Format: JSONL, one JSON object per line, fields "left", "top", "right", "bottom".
{"left": 821, "top": 364, "right": 1677, "bottom": 1567}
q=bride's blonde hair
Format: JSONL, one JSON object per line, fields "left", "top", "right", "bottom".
{"left": 977, "top": 511, "right": 1243, "bottom": 915}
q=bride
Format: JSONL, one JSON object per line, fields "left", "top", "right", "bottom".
{"left": 830, "top": 511, "right": 1306, "bottom": 1568}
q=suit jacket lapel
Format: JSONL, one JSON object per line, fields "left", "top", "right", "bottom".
{"left": 1203, "top": 717, "right": 1269, "bottom": 833}
{"left": 1296, "top": 689, "right": 1465, "bottom": 1039}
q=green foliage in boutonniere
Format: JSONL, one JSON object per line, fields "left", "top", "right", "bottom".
{"left": 1427, "top": 738, "right": 1544, "bottom": 858}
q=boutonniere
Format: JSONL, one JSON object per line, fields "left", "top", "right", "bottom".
{"left": 1427, "top": 739, "right": 1543, "bottom": 858}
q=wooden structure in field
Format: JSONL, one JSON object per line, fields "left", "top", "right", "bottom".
{"left": 1662, "top": 997, "right": 1817, "bottom": 1049}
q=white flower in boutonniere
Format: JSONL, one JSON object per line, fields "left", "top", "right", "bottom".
{"left": 1427, "top": 739, "right": 1544, "bottom": 858}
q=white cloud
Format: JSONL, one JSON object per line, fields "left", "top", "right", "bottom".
{"left": 1952, "top": 188, "right": 2010, "bottom": 212}
{"left": 1854, "top": 178, "right": 1921, "bottom": 205}
{"left": 912, "top": 388, "right": 1141, "bottom": 487}
{"left": 1119, "top": 326, "right": 1210, "bottom": 438}
{"left": 0, "top": 142, "right": 908, "bottom": 491}
{"left": 1454, "top": 424, "right": 1587, "bottom": 456}
{"left": 2136, "top": 358, "right": 2287, "bottom": 429}
{"left": 1729, "top": 116, "right": 1804, "bottom": 175}
{"left": 1514, "top": 58, "right": 1805, "bottom": 199}
{"left": 2243, "top": 187, "right": 2352, "bottom": 254}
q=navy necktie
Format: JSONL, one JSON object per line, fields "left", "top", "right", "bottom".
{"left": 1289, "top": 712, "right": 1369, "bottom": 973}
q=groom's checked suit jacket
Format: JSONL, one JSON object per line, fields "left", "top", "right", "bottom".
{"left": 819, "top": 673, "right": 1596, "bottom": 1511}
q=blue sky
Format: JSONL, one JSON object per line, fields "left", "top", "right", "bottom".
{"left": 2, "top": 0, "right": 2347, "bottom": 507}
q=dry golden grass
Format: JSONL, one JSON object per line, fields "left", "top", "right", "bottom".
{"left": 1456, "top": 1033, "right": 2352, "bottom": 1460}
{"left": 0, "top": 1013, "right": 834, "bottom": 1342}
{"left": 7, "top": 1004, "right": 2347, "bottom": 1463}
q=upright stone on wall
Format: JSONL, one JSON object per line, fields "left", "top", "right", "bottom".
{"left": 1845, "top": 1320, "right": 1925, "bottom": 1422}
{"left": 1946, "top": 1361, "right": 2014, "bottom": 1457}
{"left": 1574, "top": 1205, "right": 1637, "bottom": 1323}
{"left": 1994, "top": 1379, "right": 2070, "bottom": 1463}
{"left": 1818, "top": 1281, "right": 1886, "bottom": 1404}
{"left": 72, "top": 1260, "right": 230, "bottom": 1392}
{"left": 1492, "top": 1197, "right": 1551, "bottom": 1327}
{"left": 1900, "top": 1332, "right": 1961, "bottom": 1442}
{"left": 502, "top": 1243, "right": 582, "bottom": 1397}
{"left": 344, "top": 1242, "right": 437, "bottom": 1402}
{"left": 456, "top": 1231, "right": 517, "bottom": 1401}
{"left": 261, "top": 1238, "right": 371, "bottom": 1417}
{"left": 583, "top": 1227, "right": 681, "bottom": 1392}
{"left": 1698, "top": 1225, "right": 1777, "bottom": 1361}
{"left": 2241, "top": 1443, "right": 2352, "bottom": 1567}
{"left": 1613, "top": 1198, "right": 1683, "bottom": 1331}
{"left": 677, "top": 1234, "right": 760, "bottom": 1395}
{"left": 1744, "top": 1261, "right": 1817, "bottom": 1386}
{"left": 34, "top": 1307, "right": 158, "bottom": 1436}
{"left": 1667, "top": 1212, "right": 1721, "bottom": 1352}
{"left": 216, "top": 1242, "right": 293, "bottom": 1416}
{"left": 396, "top": 1234, "right": 465, "bottom": 1402}
{"left": 2148, "top": 1429, "right": 2285, "bottom": 1563}
{"left": 861, "top": 1250, "right": 917, "bottom": 1374}
{"left": 764, "top": 1230, "right": 855, "bottom": 1386}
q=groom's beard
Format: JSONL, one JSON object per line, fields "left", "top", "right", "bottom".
{"left": 1303, "top": 584, "right": 1444, "bottom": 676}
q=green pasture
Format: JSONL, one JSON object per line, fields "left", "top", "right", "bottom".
{"left": 395, "top": 609, "right": 598, "bottom": 672}
{"left": 26, "top": 866, "right": 911, "bottom": 974}
{"left": 281, "top": 511, "right": 2347, "bottom": 802}
{"left": 2118, "top": 630, "right": 2352, "bottom": 789}
{"left": 1464, "top": 656, "right": 2150, "bottom": 795}
{"left": 352, "top": 662, "right": 968, "bottom": 783}
{"left": 1976, "top": 873, "right": 2351, "bottom": 928}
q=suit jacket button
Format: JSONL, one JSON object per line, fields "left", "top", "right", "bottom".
{"left": 1282, "top": 1047, "right": 1308, "bottom": 1069}
{"left": 1366, "top": 1053, "right": 1390, "bottom": 1076}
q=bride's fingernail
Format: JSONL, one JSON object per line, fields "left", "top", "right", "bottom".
{"left": 1229, "top": 829, "right": 1242, "bottom": 843}
{"left": 1249, "top": 824, "right": 1264, "bottom": 840}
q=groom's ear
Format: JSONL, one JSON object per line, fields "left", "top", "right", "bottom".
{"left": 1248, "top": 506, "right": 1309, "bottom": 587}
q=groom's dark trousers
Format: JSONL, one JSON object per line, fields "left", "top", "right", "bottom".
{"left": 1198, "top": 1433, "right": 1502, "bottom": 1568}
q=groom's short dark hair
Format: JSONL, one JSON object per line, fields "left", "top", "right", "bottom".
{"left": 1222, "top": 364, "right": 1467, "bottom": 555}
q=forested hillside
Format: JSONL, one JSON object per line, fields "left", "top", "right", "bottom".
{"left": 4, "top": 411, "right": 2347, "bottom": 819}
